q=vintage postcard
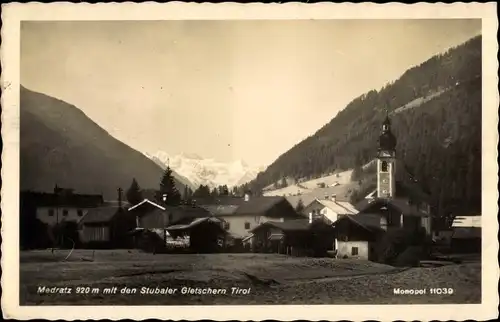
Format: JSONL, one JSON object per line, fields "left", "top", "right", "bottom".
{"left": 1, "top": 2, "right": 499, "bottom": 321}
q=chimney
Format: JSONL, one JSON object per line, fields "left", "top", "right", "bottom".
{"left": 244, "top": 193, "right": 250, "bottom": 202}
{"left": 117, "top": 187, "right": 123, "bottom": 208}
{"left": 331, "top": 194, "right": 337, "bottom": 202}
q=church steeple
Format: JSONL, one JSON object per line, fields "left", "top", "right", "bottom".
{"left": 376, "top": 111, "right": 397, "bottom": 199}
{"left": 378, "top": 110, "right": 397, "bottom": 155}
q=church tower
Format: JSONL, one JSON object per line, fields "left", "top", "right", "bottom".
{"left": 377, "top": 113, "right": 397, "bottom": 199}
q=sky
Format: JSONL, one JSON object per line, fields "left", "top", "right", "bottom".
{"left": 21, "top": 19, "right": 481, "bottom": 167}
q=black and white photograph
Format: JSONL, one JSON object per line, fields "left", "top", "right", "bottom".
{"left": 1, "top": 2, "right": 498, "bottom": 321}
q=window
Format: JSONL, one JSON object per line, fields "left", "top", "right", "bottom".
{"left": 77, "top": 210, "right": 83, "bottom": 217}
{"left": 351, "top": 247, "right": 359, "bottom": 256}
{"left": 244, "top": 222, "right": 251, "bottom": 230}
{"left": 381, "top": 161, "right": 388, "bottom": 172}
{"left": 225, "top": 222, "right": 230, "bottom": 230}
{"left": 62, "top": 209, "right": 69, "bottom": 217}
{"left": 48, "top": 209, "right": 54, "bottom": 217}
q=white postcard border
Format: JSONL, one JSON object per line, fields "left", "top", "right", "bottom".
{"left": 1, "top": 2, "right": 499, "bottom": 321}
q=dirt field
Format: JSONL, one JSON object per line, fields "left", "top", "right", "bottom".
{"left": 20, "top": 249, "right": 481, "bottom": 305}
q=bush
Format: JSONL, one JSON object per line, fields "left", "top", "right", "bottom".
{"left": 52, "top": 221, "right": 81, "bottom": 249}
{"left": 394, "top": 246, "right": 425, "bottom": 267}
{"left": 376, "top": 227, "right": 428, "bottom": 265}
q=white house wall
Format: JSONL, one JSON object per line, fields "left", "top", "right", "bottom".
{"left": 37, "top": 207, "right": 88, "bottom": 226}
{"left": 218, "top": 215, "right": 284, "bottom": 238}
{"left": 336, "top": 240, "right": 370, "bottom": 260}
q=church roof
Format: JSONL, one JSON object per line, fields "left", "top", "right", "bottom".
{"left": 357, "top": 197, "right": 429, "bottom": 217}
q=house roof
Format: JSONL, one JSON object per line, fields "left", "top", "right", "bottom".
{"left": 233, "top": 196, "right": 289, "bottom": 216}
{"left": 337, "top": 201, "right": 359, "bottom": 214}
{"left": 193, "top": 196, "right": 246, "bottom": 206}
{"left": 284, "top": 184, "right": 355, "bottom": 209}
{"left": 21, "top": 190, "right": 104, "bottom": 208}
{"left": 79, "top": 206, "right": 122, "bottom": 224}
{"left": 251, "top": 219, "right": 311, "bottom": 233}
{"left": 333, "top": 213, "right": 385, "bottom": 233}
{"left": 166, "top": 216, "right": 223, "bottom": 231}
{"left": 357, "top": 197, "right": 429, "bottom": 217}
{"left": 193, "top": 196, "right": 297, "bottom": 218}
{"left": 165, "top": 205, "right": 214, "bottom": 225}
{"left": 268, "top": 233, "right": 284, "bottom": 241}
{"left": 316, "top": 199, "right": 358, "bottom": 215}
{"left": 452, "top": 227, "right": 481, "bottom": 239}
{"left": 200, "top": 204, "right": 239, "bottom": 216}
{"left": 128, "top": 199, "right": 166, "bottom": 211}
{"left": 452, "top": 215, "right": 481, "bottom": 228}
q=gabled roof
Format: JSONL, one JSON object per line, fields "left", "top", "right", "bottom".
{"left": 251, "top": 219, "right": 311, "bottom": 232}
{"left": 128, "top": 199, "right": 166, "bottom": 211}
{"left": 357, "top": 197, "right": 429, "bottom": 217}
{"left": 165, "top": 205, "right": 213, "bottom": 225}
{"left": 233, "top": 196, "right": 289, "bottom": 216}
{"left": 21, "top": 190, "right": 104, "bottom": 208}
{"left": 333, "top": 213, "right": 385, "bottom": 233}
{"left": 166, "top": 216, "right": 223, "bottom": 231}
{"left": 193, "top": 196, "right": 246, "bottom": 206}
{"left": 193, "top": 196, "right": 297, "bottom": 218}
{"left": 315, "top": 199, "right": 358, "bottom": 215}
{"left": 80, "top": 206, "right": 122, "bottom": 224}
{"left": 200, "top": 204, "right": 239, "bottom": 216}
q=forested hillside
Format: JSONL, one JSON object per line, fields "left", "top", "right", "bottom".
{"left": 20, "top": 87, "right": 191, "bottom": 200}
{"left": 247, "top": 35, "right": 482, "bottom": 218}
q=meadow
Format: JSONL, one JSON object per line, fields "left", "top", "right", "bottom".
{"left": 20, "top": 249, "right": 481, "bottom": 305}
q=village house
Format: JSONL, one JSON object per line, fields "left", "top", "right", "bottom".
{"left": 166, "top": 217, "right": 227, "bottom": 253}
{"left": 200, "top": 194, "right": 302, "bottom": 243}
{"left": 302, "top": 195, "right": 358, "bottom": 224}
{"left": 250, "top": 218, "right": 335, "bottom": 256}
{"left": 77, "top": 189, "right": 134, "bottom": 248}
{"left": 449, "top": 214, "right": 481, "bottom": 253}
{"left": 78, "top": 204, "right": 136, "bottom": 248}
{"left": 127, "top": 198, "right": 219, "bottom": 252}
{"left": 22, "top": 185, "right": 104, "bottom": 227}
{"left": 332, "top": 214, "right": 386, "bottom": 260}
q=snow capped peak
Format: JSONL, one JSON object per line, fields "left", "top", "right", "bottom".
{"left": 179, "top": 152, "right": 203, "bottom": 160}
{"left": 147, "top": 151, "right": 263, "bottom": 188}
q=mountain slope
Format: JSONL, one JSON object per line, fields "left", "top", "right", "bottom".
{"left": 148, "top": 151, "right": 264, "bottom": 189}
{"left": 20, "top": 86, "right": 192, "bottom": 200}
{"left": 247, "top": 35, "right": 482, "bottom": 217}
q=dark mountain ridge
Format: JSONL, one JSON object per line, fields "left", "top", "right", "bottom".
{"left": 247, "top": 35, "right": 482, "bottom": 218}
{"left": 20, "top": 86, "right": 192, "bottom": 200}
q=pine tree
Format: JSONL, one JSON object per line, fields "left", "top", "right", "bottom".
{"left": 159, "top": 167, "right": 181, "bottom": 206}
{"left": 126, "top": 178, "right": 143, "bottom": 206}
{"left": 351, "top": 165, "right": 364, "bottom": 182}
{"left": 295, "top": 199, "right": 305, "bottom": 213}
